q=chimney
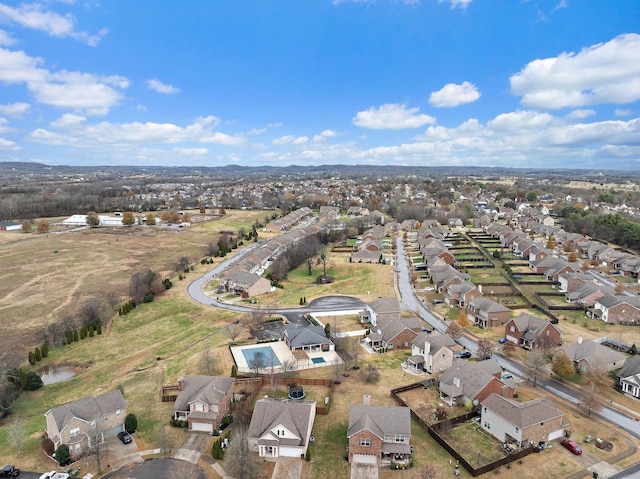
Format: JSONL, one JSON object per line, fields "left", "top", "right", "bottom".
{"left": 363, "top": 394, "right": 370, "bottom": 406}
{"left": 178, "top": 377, "right": 185, "bottom": 391}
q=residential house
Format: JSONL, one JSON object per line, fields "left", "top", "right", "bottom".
{"left": 590, "top": 295, "right": 640, "bottom": 325}
{"left": 364, "top": 316, "right": 422, "bottom": 352}
{"left": 247, "top": 398, "right": 316, "bottom": 458}
{"left": 219, "top": 270, "right": 272, "bottom": 298}
{"left": 557, "top": 272, "right": 598, "bottom": 293}
{"left": 617, "top": 355, "right": 640, "bottom": 399}
{"left": 439, "top": 359, "right": 516, "bottom": 407}
{"left": 44, "top": 390, "right": 127, "bottom": 458}
{"left": 173, "top": 376, "right": 235, "bottom": 433}
{"left": 504, "top": 313, "right": 563, "bottom": 350}
{"left": 408, "top": 332, "right": 456, "bottom": 374}
{"left": 480, "top": 393, "right": 566, "bottom": 448}
{"left": 347, "top": 404, "right": 412, "bottom": 466}
{"left": 564, "top": 283, "right": 613, "bottom": 308}
{"left": 466, "top": 297, "right": 511, "bottom": 328}
{"left": 444, "top": 280, "right": 481, "bottom": 308}
{"left": 282, "top": 324, "right": 334, "bottom": 352}
{"left": 359, "top": 298, "right": 401, "bottom": 327}
{"left": 558, "top": 339, "right": 626, "bottom": 373}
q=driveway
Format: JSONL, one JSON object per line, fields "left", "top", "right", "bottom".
{"left": 102, "top": 458, "right": 207, "bottom": 479}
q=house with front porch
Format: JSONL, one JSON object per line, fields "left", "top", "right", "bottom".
{"left": 173, "top": 376, "right": 235, "bottom": 433}
{"left": 364, "top": 316, "right": 422, "bottom": 352}
{"left": 44, "top": 390, "right": 127, "bottom": 459}
{"left": 504, "top": 313, "right": 563, "bottom": 350}
{"left": 557, "top": 339, "right": 626, "bottom": 373}
{"left": 408, "top": 332, "right": 456, "bottom": 374}
{"left": 347, "top": 404, "right": 412, "bottom": 466}
{"left": 466, "top": 297, "right": 511, "bottom": 328}
{"left": 359, "top": 297, "right": 401, "bottom": 327}
{"left": 617, "top": 355, "right": 640, "bottom": 399}
{"left": 480, "top": 393, "right": 566, "bottom": 448}
{"left": 247, "top": 398, "right": 316, "bottom": 459}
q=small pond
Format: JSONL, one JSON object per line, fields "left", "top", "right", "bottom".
{"left": 38, "top": 365, "right": 77, "bottom": 385}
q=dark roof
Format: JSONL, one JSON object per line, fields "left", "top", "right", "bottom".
{"left": 482, "top": 393, "right": 564, "bottom": 428}
{"left": 348, "top": 405, "right": 411, "bottom": 439}
{"left": 46, "top": 390, "right": 126, "bottom": 433}
{"left": 173, "top": 375, "right": 235, "bottom": 412}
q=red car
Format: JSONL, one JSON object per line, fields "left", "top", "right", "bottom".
{"left": 561, "top": 439, "right": 582, "bottom": 455}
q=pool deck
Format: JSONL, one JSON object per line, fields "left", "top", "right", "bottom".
{"left": 230, "top": 341, "right": 342, "bottom": 373}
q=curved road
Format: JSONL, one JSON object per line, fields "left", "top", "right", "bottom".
{"left": 187, "top": 237, "right": 640, "bottom": 445}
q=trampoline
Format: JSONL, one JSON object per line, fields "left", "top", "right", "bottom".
{"left": 288, "top": 385, "right": 305, "bottom": 400}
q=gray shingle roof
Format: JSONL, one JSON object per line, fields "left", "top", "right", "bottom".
{"left": 47, "top": 390, "right": 126, "bottom": 433}
{"left": 482, "top": 393, "right": 564, "bottom": 428}
{"left": 248, "top": 398, "right": 316, "bottom": 447}
{"left": 173, "top": 375, "right": 235, "bottom": 412}
{"left": 348, "top": 405, "right": 411, "bottom": 439}
{"left": 439, "top": 359, "right": 504, "bottom": 400}
{"left": 561, "top": 341, "right": 626, "bottom": 368}
{"left": 284, "top": 325, "right": 332, "bottom": 348}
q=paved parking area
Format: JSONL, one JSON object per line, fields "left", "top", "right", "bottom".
{"left": 102, "top": 458, "right": 207, "bottom": 479}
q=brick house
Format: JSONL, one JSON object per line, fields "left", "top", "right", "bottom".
{"left": 44, "top": 390, "right": 127, "bottom": 459}
{"left": 247, "top": 398, "right": 316, "bottom": 459}
{"left": 480, "top": 393, "right": 566, "bottom": 448}
{"left": 173, "top": 376, "right": 235, "bottom": 433}
{"left": 590, "top": 294, "right": 640, "bottom": 325}
{"left": 617, "top": 355, "right": 640, "bottom": 399}
{"left": 359, "top": 297, "right": 401, "bottom": 327}
{"left": 364, "top": 316, "right": 422, "bottom": 352}
{"left": 439, "top": 359, "right": 516, "bottom": 407}
{"left": 347, "top": 403, "right": 412, "bottom": 466}
{"left": 504, "top": 313, "right": 563, "bottom": 350}
{"left": 466, "top": 297, "right": 511, "bottom": 328}
{"left": 219, "top": 270, "right": 272, "bottom": 298}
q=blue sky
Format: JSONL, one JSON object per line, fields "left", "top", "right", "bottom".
{"left": 0, "top": 0, "right": 639, "bottom": 169}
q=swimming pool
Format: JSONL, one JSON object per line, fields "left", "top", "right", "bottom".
{"left": 311, "top": 357, "right": 325, "bottom": 364}
{"left": 242, "top": 346, "right": 281, "bottom": 367}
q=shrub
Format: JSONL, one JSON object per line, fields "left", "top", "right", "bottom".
{"left": 180, "top": 420, "right": 188, "bottom": 428}
{"left": 212, "top": 437, "right": 224, "bottom": 459}
{"left": 125, "top": 413, "right": 138, "bottom": 433}
{"left": 41, "top": 343, "right": 49, "bottom": 358}
{"left": 66, "top": 331, "right": 73, "bottom": 345}
{"left": 231, "top": 365, "right": 237, "bottom": 377}
{"left": 25, "top": 371, "right": 43, "bottom": 390}
{"left": 361, "top": 364, "right": 380, "bottom": 384}
{"left": 73, "top": 330, "right": 79, "bottom": 342}
{"left": 80, "top": 326, "right": 87, "bottom": 339}
{"left": 630, "top": 343, "right": 637, "bottom": 355}
{"left": 28, "top": 351, "right": 36, "bottom": 365}
{"left": 55, "top": 444, "right": 70, "bottom": 466}
{"left": 88, "top": 326, "right": 95, "bottom": 337}
{"left": 143, "top": 292, "right": 154, "bottom": 303}
{"left": 97, "top": 322, "right": 102, "bottom": 335}
{"left": 34, "top": 347, "right": 42, "bottom": 361}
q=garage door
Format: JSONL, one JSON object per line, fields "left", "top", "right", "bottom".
{"left": 191, "top": 421, "right": 213, "bottom": 433}
{"left": 352, "top": 454, "right": 377, "bottom": 465}
{"left": 548, "top": 429, "right": 564, "bottom": 441}
{"left": 279, "top": 447, "right": 301, "bottom": 457}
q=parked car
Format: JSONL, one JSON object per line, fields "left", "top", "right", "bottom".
{"left": 432, "top": 299, "right": 443, "bottom": 305}
{"left": 455, "top": 351, "right": 471, "bottom": 359}
{"left": 501, "top": 373, "right": 513, "bottom": 380}
{"left": 498, "top": 337, "right": 507, "bottom": 344}
{"left": 118, "top": 431, "right": 133, "bottom": 444}
{"left": 561, "top": 439, "right": 582, "bottom": 455}
{"left": 0, "top": 465, "right": 20, "bottom": 478}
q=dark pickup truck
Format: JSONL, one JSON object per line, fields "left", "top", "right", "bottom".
{"left": 0, "top": 465, "right": 20, "bottom": 478}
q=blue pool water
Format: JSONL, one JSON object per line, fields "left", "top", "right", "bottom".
{"left": 311, "top": 357, "right": 325, "bottom": 364}
{"left": 242, "top": 346, "right": 281, "bottom": 366}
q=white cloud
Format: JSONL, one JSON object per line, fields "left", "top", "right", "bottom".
{"left": 28, "top": 115, "right": 244, "bottom": 147}
{"left": 0, "top": 137, "right": 18, "bottom": 149}
{"left": 429, "top": 81, "right": 480, "bottom": 107}
{"left": 353, "top": 103, "right": 435, "bottom": 129}
{"left": 0, "top": 101, "right": 29, "bottom": 118}
{"left": 173, "top": 147, "right": 208, "bottom": 156}
{"left": 438, "top": 0, "right": 472, "bottom": 9}
{"left": 487, "top": 110, "right": 553, "bottom": 130}
{"left": 614, "top": 108, "right": 632, "bottom": 117}
{"left": 0, "top": 3, "right": 108, "bottom": 45}
{"left": 0, "top": 47, "right": 129, "bottom": 114}
{"left": 272, "top": 135, "right": 308, "bottom": 145}
{"left": 566, "top": 109, "right": 595, "bottom": 119}
{"left": 313, "top": 129, "right": 339, "bottom": 142}
{"left": 145, "top": 79, "right": 180, "bottom": 94}
{"left": 510, "top": 33, "right": 640, "bottom": 109}
{"left": 0, "top": 28, "right": 14, "bottom": 45}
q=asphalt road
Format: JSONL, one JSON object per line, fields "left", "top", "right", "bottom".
{"left": 102, "top": 458, "right": 207, "bottom": 479}
{"left": 394, "top": 237, "right": 640, "bottom": 441}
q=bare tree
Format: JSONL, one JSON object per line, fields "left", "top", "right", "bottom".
{"left": 422, "top": 464, "right": 438, "bottom": 479}
{"left": 202, "top": 347, "right": 214, "bottom": 375}
{"left": 476, "top": 338, "right": 494, "bottom": 360}
{"left": 223, "top": 424, "right": 260, "bottom": 479}
{"left": 282, "top": 358, "right": 297, "bottom": 378}
{"left": 79, "top": 297, "right": 103, "bottom": 325}
{"left": 445, "top": 321, "right": 464, "bottom": 340}
{"left": 9, "top": 415, "right": 24, "bottom": 456}
{"left": 226, "top": 322, "right": 242, "bottom": 345}
{"left": 580, "top": 364, "right": 611, "bottom": 415}
{"left": 21, "top": 220, "right": 32, "bottom": 233}
{"left": 525, "top": 347, "right": 548, "bottom": 387}
{"left": 88, "top": 420, "right": 106, "bottom": 475}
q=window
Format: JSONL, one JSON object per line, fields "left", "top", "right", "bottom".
{"left": 103, "top": 415, "right": 109, "bottom": 422}
{"left": 116, "top": 409, "right": 121, "bottom": 417}
{"left": 483, "top": 422, "right": 491, "bottom": 430}
{"left": 70, "top": 427, "right": 80, "bottom": 437}
{"left": 277, "top": 429, "right": 285, "bottom": 436}
{"left": 395, "top": 435, "right": 405, "bottom": 443}
{"left": 359, "top": 438, "right": 371, "bottom": 447}
{"left": 510, "top": 326, "right": 515, "bottom": 332}
{"left": 75, "top": 444, "right": 81, "bottom": 453}
{"left": 540, "top": 422, "right": 544, "bottom": 426}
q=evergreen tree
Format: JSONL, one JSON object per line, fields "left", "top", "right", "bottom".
{"left": 55, "top": 444, "right": 70, "bottom": 466}
{"left": 28, "top": 351, "right": 36, "bottom": 365}
{"left": 125, "top": 413, "right": 138, "bottom": 433}
{"left": 41, "top": 343, "right": 49, "bottom": 358}
{"left": 34, "top": 347, "right": 42, "bottom": 361}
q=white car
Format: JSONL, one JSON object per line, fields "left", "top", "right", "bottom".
{"left": 39, "top": 472, "right": 70, "bottom": 479}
